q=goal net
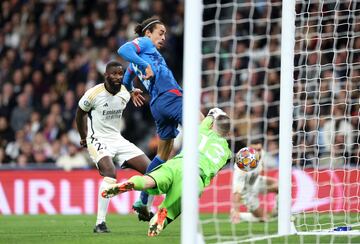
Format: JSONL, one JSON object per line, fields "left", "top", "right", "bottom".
{"left": 198, "top": 0, "right": 360, "bottom": 243}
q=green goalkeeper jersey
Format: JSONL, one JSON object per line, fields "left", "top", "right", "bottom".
{"left": 175, "top": 116, "right": 232, "bottom": 186}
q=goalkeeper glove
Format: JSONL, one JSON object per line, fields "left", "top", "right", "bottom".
{"left": 207, "top": 107, "right": 226, "bottom": 119}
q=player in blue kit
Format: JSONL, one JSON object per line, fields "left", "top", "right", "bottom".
{"left": 117, "top": 17, "right": 183, "bottom": 221}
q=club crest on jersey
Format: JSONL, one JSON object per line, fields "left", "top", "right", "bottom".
{"left": 83, "top": 100, "right": 90, "bottom": 107}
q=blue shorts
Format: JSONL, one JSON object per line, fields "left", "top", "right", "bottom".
{"left": 150, "top": 91, "right": 182, "bottom": 140}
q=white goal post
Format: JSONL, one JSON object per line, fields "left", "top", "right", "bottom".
{"left": 181, "top": 0, "right": 202, "bottom": 244}
{"left": 278, "top": 0, "right": 295, "bottom": 236}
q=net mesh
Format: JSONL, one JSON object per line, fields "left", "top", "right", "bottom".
{"left": 199, "top": 0, "right": 360, "bottom": 243}
{"left": 293, "top": 0, "right": 360, "bottom": 237}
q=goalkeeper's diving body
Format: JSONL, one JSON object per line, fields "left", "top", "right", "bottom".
{"left": 102, "top": 108, "right": 232, "bottom": 236}
{"left": 117, "top": 17, "right": 184, "bottom": 220}
{"left": 75, "top": 61, "right": 151, "bottom": 233}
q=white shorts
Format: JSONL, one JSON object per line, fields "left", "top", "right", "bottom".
{"left": 86, "top": 136, "right": 144, "bottom": 167}
{"left": 233, "top": 174, "right": 268, "bottom": 212}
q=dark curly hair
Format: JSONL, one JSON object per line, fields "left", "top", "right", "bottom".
{"left": 105, "top": 60, "right": 122, "bottom": 72}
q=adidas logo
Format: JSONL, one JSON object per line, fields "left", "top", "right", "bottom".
{"left": 103, "top": 103, "right": 108, "bottom": 107}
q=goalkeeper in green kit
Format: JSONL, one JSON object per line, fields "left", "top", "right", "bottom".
{"left": 102, "top": 108, "right": 232, "bottom": 236}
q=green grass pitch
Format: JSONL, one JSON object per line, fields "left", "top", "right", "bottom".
{"left": 1, "top": 214, "right": 360, "bottom": 244}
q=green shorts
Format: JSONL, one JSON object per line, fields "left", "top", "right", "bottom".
{"left": 147, "top": 157, "right": 183, "bottom": 195}
{"left": 147, "top": 157, "right": 205, "bottom": 220}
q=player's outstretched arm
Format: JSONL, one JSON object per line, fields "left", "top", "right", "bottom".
{"left": 75, "top": 107, "right": 88, "bottom": 148}
{"left": 199, "top": 111, "right": 205, "bottom": 121}
{"left": 230, "top": 192, "right": 242, "bottom": 224}
{"left": 118, "top": 41, "right": 149, "bottom": 69}
{"left": 118, "top": 39, "right": 154, "bottom": 80}
{"left": 123, "top": 67, "right": 146, "bottom": 107}
{"left": 200, "top": 107, "right": 226, "bottom": 130}
{"left": 123, "top": 66, "right": 136, "bottom": 92}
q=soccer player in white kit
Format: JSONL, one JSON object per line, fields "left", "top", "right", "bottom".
{"left": 231, "top": 143, "right": 278, "bottom": 223}
{"left": 76, "top": 61, "right": 151, "bottom": 233}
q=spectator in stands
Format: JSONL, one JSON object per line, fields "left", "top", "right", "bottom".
{"left": 56, "top": 142, "right": 89, "bottom": 171}
{"left": 0, "top": 82, "right": 16, "bottom": 118}
{"left": 26, "top": 111, "right": 41, "bottom": 141}
{"left": 0, "top": 115, "right": 14, "bottom": 148}
{"left": 262, "top": 140, "right": 279, "bottom": 169}
{"left": 319, "top": 103, "right": 354, "bottom": 168}
{"left": 67, "top": 120, "right": 81, "bottom": 147}
{"left": 10, "top": 93, "right": 32, "bottom": 132}
{"left": 5, "top": 129, "right": 26, "bottom": 162}
{"left": 16, "top": 153, "right": 28, "bottom": 167}
{"left": 33, "top": 148, "right": 54, "bottom": 165}
{"left": 323, "top": 104, "right": 353, "bottom": 156}
{"left": 53, "top": 72, "right": 68, "bottom": 98}
{"left": 0, "top": 147, "right": 9, "bottom": 165}
{"left": 62, "top": 90, "right": 77, "bottom": 130}
{"left": 49, "top": 139, "right": 62, "bottom": 162}
{"left": 36, "top": 93, "right": 52, "bottom": 116}
{"left": 31, "top": 70, "right": 50, "bottom": 102}
{"left": 350, "top": 105, "right": 360, "bottom": 165}
{"left": 41, "top": 113, "right": 62, "bottom": 143}
{"left": 32, "top": 132, "right": 52, "bottom": 158}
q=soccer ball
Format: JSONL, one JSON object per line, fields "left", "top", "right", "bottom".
{"left": 236, "top": 147, "right": 260, "bottom": 172}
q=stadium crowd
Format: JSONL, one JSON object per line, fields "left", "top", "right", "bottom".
{"left": 0, "top": 0, "right": 359, "bottom": 170}
{"left": 0, "top": 0, "right": 184, "bottom": 169}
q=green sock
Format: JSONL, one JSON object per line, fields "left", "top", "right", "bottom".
{"left": 129, "top": 175, "right": 146, "bottom": 190}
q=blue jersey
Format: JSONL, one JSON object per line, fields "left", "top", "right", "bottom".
{"left": 118, "top": 37, "right": 182, "bottom": 105}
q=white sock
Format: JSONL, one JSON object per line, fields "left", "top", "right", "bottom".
{"left": 239, "top": 212, "right": 260, "bottom": 222}
{"left": 147, "top": 195, "right": 154, "bottom": 212}
{"left": 96, "top": 177, "right": 116, "bottom": 225}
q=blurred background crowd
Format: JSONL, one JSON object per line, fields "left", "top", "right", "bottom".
{"left": 0, "top": 0, "right": 184, "bottom": 169}
{"left": 200, "top": 0, "right": 359, "bottom": 169}
{"left": 0, "top": 0, "right": 359, "bottom": 170}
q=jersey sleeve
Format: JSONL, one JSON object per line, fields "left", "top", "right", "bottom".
{"left": 117, "top": 37, "right": 151, "bottom": 69}
{"left": 200, "top": 116, "right": 214, "bottom": 131}
{"left": 232, "top": 165, "right": 246, "bottom": 193}
{"left": 136, "top": 37, "right": 153, "bottom": 52}
{"left": 227, "top": 147, "right": 233, "bottom": 160}
{"left": 78, "top": 90, "right": 94, "bottom": 112}
{"left": 123, "top": 66, "right": 136, "bottom": 92}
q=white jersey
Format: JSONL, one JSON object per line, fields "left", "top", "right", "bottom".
{"left": 78, "top": 83, "right": 143, "bottom": 165}
{"left": 232, "top": 150, "right": 267, "bottom": 211}
{"left": 232, "top": 150, "right": 265, "bottom": 194}
{"left": 78, "top": 83, "right": 130, "bottom": 141}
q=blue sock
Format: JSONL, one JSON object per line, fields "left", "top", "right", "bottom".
{"left": 147, "top": 156, "right": 165, "bottom": 172}
{"left": 139, "top": 156, "right": 165, "bottom": 205}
